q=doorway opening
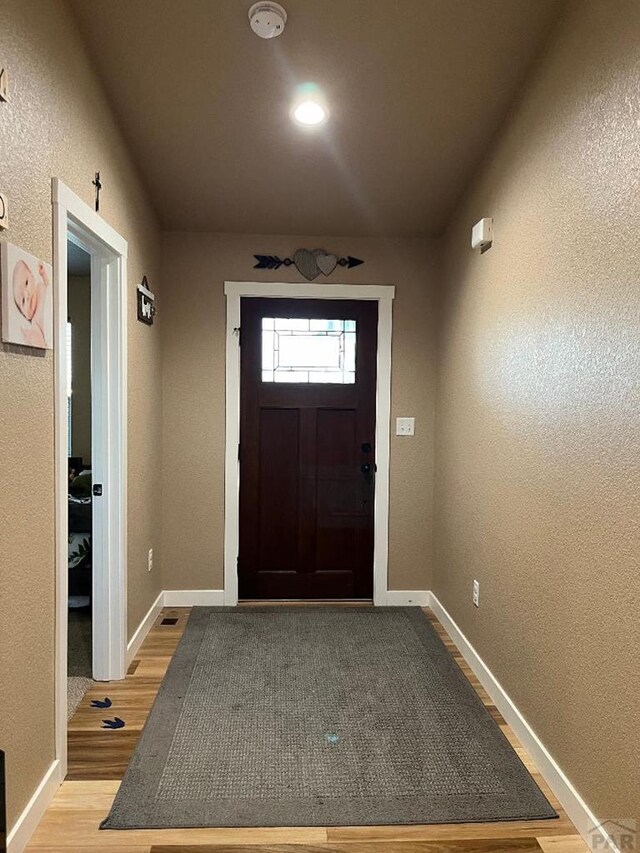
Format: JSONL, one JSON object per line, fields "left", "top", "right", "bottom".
{"left": 53, "top": 179, "right": 128, "bottom": 777}
{"left": 224, "top": 282, "right": 395, "bottom": 607}
{"left": 66, "top": 240, "right": 93, "bottom": 718}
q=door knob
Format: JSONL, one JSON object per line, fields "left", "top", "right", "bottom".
{"left": 361, "top": 462, "right": 376, "bottom": 488}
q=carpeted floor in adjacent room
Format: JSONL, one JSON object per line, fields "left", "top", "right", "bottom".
{"left": 68, "top": 605, "right": 93, "bottom": 720}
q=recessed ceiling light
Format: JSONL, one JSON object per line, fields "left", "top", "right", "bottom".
{"left": 292, "top": 100, "right": 328, "bottom": 126}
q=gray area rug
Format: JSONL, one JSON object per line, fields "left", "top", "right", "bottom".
{"left": 102, "top": 607, "right": 557, "bottom": 829}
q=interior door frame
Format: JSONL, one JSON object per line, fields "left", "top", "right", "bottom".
{"left": 52, "top": 178, "right": 128, "bottom": 777}
{"left": 223, "top": 281, "right": 395, "bottom": 606}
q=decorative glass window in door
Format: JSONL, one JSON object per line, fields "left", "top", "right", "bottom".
{"left": 262, "top": 318, "right": 356, "bottom": 383}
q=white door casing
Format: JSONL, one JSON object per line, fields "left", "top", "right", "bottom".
{"left": 223, "top": 281, "right": 395, "bottom": 607}
{"left": 52, "top": 178, "right": 128, "bottom": 776}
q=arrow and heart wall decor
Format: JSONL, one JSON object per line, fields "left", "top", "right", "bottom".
{"left": 254, "top": 249, "right": 364, "bottom": 281}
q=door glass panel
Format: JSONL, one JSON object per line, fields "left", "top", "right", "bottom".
{"left": 261, "top": 318, "right": 356, "bottom": 383}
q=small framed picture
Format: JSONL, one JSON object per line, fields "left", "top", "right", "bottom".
{"left": 1, "top": 242, "right": 53, "bottom": 349}
{"left": 136, "top": 276, "right": 155, "bottom": 326}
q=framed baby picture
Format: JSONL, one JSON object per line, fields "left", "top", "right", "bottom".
{"left": 1, "top": 241, "right": 53, "bottom": 349}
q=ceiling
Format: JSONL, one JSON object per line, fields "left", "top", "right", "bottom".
{"left": 72, "top": 0, "right": 562, "bottom": 237}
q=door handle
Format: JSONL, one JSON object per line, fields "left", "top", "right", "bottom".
{"left": 360, "top": 462, "right": 377, "bottom": 484}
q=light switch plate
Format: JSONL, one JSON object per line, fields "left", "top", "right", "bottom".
{"left": 396, "top": 417, "right": 415, "bottom": 436}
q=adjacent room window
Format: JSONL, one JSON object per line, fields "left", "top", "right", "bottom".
{"left": 261, "top": 318, "right": 356, "bottom": 383}
{"left": 67, "top": 320, "right": 73, "bottom": 455}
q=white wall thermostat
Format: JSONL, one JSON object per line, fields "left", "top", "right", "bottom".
{"left": 471, "top": 217, "right": 493, "bottom": 251}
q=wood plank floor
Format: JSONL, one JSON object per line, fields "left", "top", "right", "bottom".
{"left": 27, "top": 606, "right": 588, "bottom": 853}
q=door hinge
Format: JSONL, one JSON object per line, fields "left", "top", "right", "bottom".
{"left": 238, "top": 442, "right": 241, "bottom": 461}
{"left": 233, "top": 326, "right": 241, "bottom": 345}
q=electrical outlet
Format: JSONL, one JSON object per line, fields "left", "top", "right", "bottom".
{"left": 472, "top": 579, "right": 480, "bottom": 607}
{"left": 0, "top": 68, "right": 8, "bottom": 102}
{"left": 396, "top": 417, "right": 415, "bottom": 436}
{"left": 148, "top": 548, "right": 153, "bottom": 572}
{"left": 0, "top": 193, "right": 8, "bottom": 230}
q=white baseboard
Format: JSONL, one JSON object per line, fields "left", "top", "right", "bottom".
{"left": 126, "top": 590, "right": 164, "bottom": 667}
{"left": 7, "top": 759, "right": 62, "bottom": 853}
{"left": 428, "top": 591, "right": 620, "bottom": 853}
{"left": 162, "top": 589, "right": 225, "bottom": 607}
{"left": 384, "top": 590, "right": 430, "bottom": 606}
{"left": 161, "top": 589, "right": 428, "bottom": 607}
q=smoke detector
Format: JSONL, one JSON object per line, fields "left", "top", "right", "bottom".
{"left": 248, "top": 2, "right": 287, "bottom": 39}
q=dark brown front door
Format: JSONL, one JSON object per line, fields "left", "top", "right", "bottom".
{"left": 238, "top": 298, "right": 378, "bottom": 600}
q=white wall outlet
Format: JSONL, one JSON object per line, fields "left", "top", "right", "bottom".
{"left": 148, "top": 548, "right": 153, "bottom": 572}
{"left": 0, "top": 193, "right": 8, "bottom": 230}
{"left": 396, "top": 417, "right": 415, "bottom": 436}
{"left": 472, "top": 579, "right": 480, "bottom": 607}
{"left": 0, "top": 68, "right": 8, "bottom": 102}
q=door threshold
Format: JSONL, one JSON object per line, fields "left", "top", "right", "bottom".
{"left": 239, "top": 599, "right": 374, "bottom": 606}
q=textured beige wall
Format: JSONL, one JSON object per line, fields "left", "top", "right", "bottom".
{"left": 434, "top": 0, "right": 640, "bottom": 825}
{"left": 0, "top": 0, "right": 162, "bottom": 827}
{"left": 68, "top": 276, "right": 91, "bottom": 463}
{"left": 161, "top": 233, "right": 436, "bottom": 593}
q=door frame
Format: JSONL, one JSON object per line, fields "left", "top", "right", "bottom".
{"left": 223, "top": 281, "right": 395, "bottom": 606}
{"left": 52, "top": 178, "right": 128, "bottom": 776}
